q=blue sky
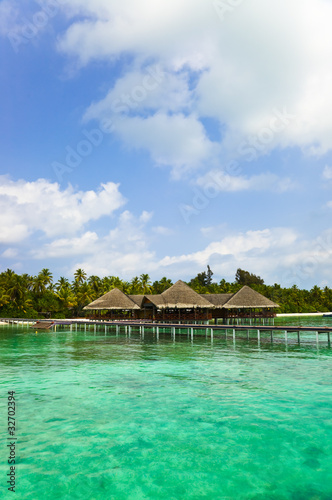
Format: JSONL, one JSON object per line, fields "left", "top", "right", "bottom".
{"left": 1, "top": 0, "right": 332, "bottom": 288}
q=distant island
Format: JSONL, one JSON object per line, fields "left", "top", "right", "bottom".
{"left": 0, "top": 266, "right": 330, "bottom": 319}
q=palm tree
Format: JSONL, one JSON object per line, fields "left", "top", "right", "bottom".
{"left": 39, "top": 268, "right": 53, "bottom": 288}
{"left": 129, "top": 276, "right": 141, "bottom": 294}
{"left": 56, "top": 277, "right": 70, "bottom": 292}
{"left": 72, "top": 269, "right": 88, "bottom": 296}
{"left": 75, "top": 282, "right": 93, "bottom": 315}
{"left": 74, "top": 269, "right": 87, "bottom": 285}
{"left": 139, "top": 274, "right": 152, "bottom": 294}
{"left": 32, "top": 269, "right": 53, "bottom": 295}
{"left": 55, "top": 287, "right": 76, "bottom": 310}
{"left": 88, "top": 275, "right": 102, "bottom": 299}
{"left": 152, "top": 277, "right": 173, "bottom": 293}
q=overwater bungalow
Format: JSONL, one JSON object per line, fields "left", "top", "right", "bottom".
{"left": 84, "top": 280, "right": 279, "bottom": 325}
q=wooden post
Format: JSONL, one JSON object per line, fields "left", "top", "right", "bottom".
{"left": 191, "top": 328, "right": 194, "bottom": 341}
{"left": 297, "top": 331, "right": 300, "bottom": 344}
{"left": 328, "top": 331, "right": 331, "bottom": 346}
{"left": 285, "top": 330, "right": 288, "bottom": 343}
{"left": 233, "top": 329, "right": 236, "bottom": 341}
{"left": 257, "top": 329, "right": 260, "bottom": 342}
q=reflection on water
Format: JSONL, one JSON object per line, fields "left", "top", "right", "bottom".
{"left": 0, "top": 324, "right": 332, "bottom": 500}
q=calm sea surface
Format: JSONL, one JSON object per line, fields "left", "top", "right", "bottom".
{"left": 1, "top": 318, "right": 332, "bottom": 499}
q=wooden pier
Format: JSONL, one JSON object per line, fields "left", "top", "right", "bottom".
{"left": 1, "top": 318, "right": 332, "bottom": 346}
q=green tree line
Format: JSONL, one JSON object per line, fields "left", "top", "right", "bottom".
{"left": 0, "top": 266, "right": 331, "bottom": 318}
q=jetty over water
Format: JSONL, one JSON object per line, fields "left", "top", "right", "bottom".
{"left": 1, "top": 317, "right": 332, "bottom": 347}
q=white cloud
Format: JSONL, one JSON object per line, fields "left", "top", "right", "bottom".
{"left": 112, "top": 113, "right": 218, "bottom": 178}
{"left": 0, "top": 177, "right": 126, "bottom": 243}
{"left": 32, "top": 232, "right": 99, "bottom": 259}
{"left": 152, "top": 226, "right": 174, "bottom": 236}
{"left": 196, "top": 171, "right": 296, "bottom": 193}
{"left": 67, "top": 210, "right": 157, "bottom": 277}
{"left": 53, "top": 0, "right": 332, "bottom": 175}
{"left": 0, "top": 1, "right": 19, "bottom": 36}
{"left": 323, "top": 165, "right": 332, "bottom": 180}
{"left": 157, "top": 228, "right": 302, "bottom": 284}
{"left": 1, "top": 248, "right": 18, "bottom": 259}
{"left": 159, "top": 228, "right": 298, "bottom": 268}
{"left": 83, "top": 66, "right": 191, "bottom": 120}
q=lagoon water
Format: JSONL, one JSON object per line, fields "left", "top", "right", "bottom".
{"left": 1, "top": 319, "right": 332, "bottom": 499}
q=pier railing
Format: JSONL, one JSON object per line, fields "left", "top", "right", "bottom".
{"left": 1, "top": 317, "right": 331, "bottom": 346}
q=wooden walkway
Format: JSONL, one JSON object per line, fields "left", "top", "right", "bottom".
{"left": 2, "top": 318, "right": 332, "bottom": 345}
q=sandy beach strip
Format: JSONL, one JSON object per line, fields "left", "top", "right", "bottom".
{"left": 276, "top": 312, "right": 329, "bottom": 317}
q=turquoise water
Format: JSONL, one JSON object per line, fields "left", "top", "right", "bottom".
{"left": 1, "top": 321, "right": 332, "bottom": 499}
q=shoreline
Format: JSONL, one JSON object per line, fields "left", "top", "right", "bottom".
{"left": 276, "top": 312, "right": 330, "bottom": 317}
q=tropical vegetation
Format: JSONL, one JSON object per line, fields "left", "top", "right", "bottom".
{"left": 0, "top": 266, "right": 331, "bottom": 318}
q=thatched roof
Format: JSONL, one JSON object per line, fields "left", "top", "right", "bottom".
{"left": 128, "top": 295, "right": 145, "bottom": 308}
{"left": 84, "top": 284, "right": 279, "bottom": 313}
{"left": 200, "top": 293, "right": 233, "bottom": 307}
{"left": 143, "top": 295, "right": 165, "bottom": 308}
{"left": 223, "top": 286, "right": 279, "bottom": 309}
{"left": 129, "top": 294, "right": 166, "bottom": 308}
{"left": 84, "top": 288, "right": 140, "bottom": 310}
{"left": 159, "top": 280, "right": 213, "bottom": 309}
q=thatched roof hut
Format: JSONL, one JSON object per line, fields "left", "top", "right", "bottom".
{"left": 159, "top": 280, "right": 213, "bottom": 309}
{"left": 84, "top": 288, "right": 140, "bottom": 310}
{"left": 222, "top": 286, "right": 279, "bottom": 309}
{"left": 200, "top": 293, "right": 233, "bottom": 307}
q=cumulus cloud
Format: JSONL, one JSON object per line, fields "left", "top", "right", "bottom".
{"left": 32, "top": 232, "right": 99, "bottom": 259}
{"left": 67, "top": 210, "right": 157, "bottom": 277}
{"left": 113, "top": 113, "right": 218, "bottom": 178}
{"left": 156, "top": 227, "right": 332, "bottom": 287}
{"left": 0, "top": 177, "right": 126, "bottom": 243}
{"left": 159, "top": 228, "right": 298, "bottom": 268}
{"left": 52, "top": 0, "right": 332, "bottom": 175}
